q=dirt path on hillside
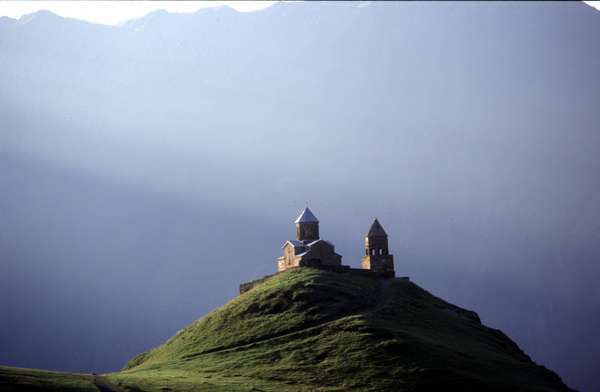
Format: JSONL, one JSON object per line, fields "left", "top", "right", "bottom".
{"left": 93, "top": 374, "right": 126, "bottom": 392}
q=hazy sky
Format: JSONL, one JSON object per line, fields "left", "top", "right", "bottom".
{"left": 0, "top": 1, "right": 277, "bottom": 25}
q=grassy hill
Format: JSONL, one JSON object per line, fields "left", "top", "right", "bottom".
{"left": 0, "top": 268, "right": 573, "bottom": 391}
{"left": 0, "top": 366, "right": 97, "bottom": 391}
{"left": 110, "top": 268, "right": 572, "bottom": 391}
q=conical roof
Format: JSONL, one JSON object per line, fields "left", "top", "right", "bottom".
{"left": 295, "top": 207, "right": 319, "bottom": 223}
{"left": 366, "top": 218, "right": 387, "bottom": 237}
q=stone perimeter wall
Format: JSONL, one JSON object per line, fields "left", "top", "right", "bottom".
{"left": 239, "top": 266, "right": 409, "bottom": 294}
{"left": 239, "top": 273, "right": 278, "bottom": 294}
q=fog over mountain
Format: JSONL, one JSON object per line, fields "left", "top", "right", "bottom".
{"left": 1, "top": 2, "right": 599, "bottom": 391}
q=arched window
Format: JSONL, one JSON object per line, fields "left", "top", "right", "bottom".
{"left": 379, "top": 249, "right": 383, "bottom": 255}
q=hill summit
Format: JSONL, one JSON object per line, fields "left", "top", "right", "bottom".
{"left": 107, "top": 268, "right": 572, "bottom": 391}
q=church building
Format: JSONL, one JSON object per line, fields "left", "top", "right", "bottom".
{"left": 277, "top": 207, "right": 343, "bottom": 272}
{"left": 242, "top": 207, "right": 398, "bottom": 294}
{"left": 277, "top": 207, "right": 395, "bottom": 277}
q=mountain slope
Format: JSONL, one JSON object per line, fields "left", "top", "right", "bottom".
{"left": 0, "top": 366, "right": 97, "bottom": 391}
{"left": 107, "top": 268, "right": 572, "bottom": 391}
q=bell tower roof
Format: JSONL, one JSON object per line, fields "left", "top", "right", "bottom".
{"left": 366, "top": 218, "right": 387, "bottom": 237}
{"left": 294, "top": 207, "right": 319, "bottom": 224}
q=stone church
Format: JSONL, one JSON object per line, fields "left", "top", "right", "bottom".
{"left": 240, "top": 207, "right": 398, "bottom": 294}
{"left": 277, "top": 207, "right": 395, "bottom": 277}
{"left": 277, "top": 207, "right": 343, "bottom": 272}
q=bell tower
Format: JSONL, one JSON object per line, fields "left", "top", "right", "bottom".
{"left": 361, "top": 218, "right": 395, "bottom": 277}
{"left": 295, "top": 207, "right": 319, "bottom": 242}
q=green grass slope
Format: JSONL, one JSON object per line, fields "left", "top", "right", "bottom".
{"left": 0, "top": 366, "right": 97, "bottom": 391}
{"left": 108, "top": 268, "right": 573, "bottom": 392}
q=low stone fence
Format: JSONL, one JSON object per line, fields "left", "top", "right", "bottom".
{"left": 239, "top": 273, "right": 279, "bottom": 294}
